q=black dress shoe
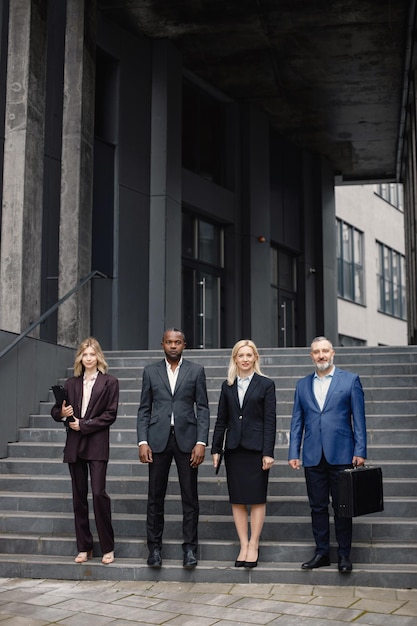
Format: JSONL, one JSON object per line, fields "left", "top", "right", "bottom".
{"left": 235, "top": 559, "right": 246, "bottom": 567}
{"left": 147, "top": 548, "right": 162, "bottom": 568}
{"left": 183, "top": 549, "right": 198, "bottom": 569}
{"left": 301, "top": 554, "right": 331, "bottom": 569}
{"left": 338, "top": 555, "right": 352, "bottom": 573}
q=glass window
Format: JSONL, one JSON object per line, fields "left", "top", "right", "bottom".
{"left": 198, "top": 221, "right": 219, "bottom": 265}
{"left": 377, "top": 242, "right": 407, "bottom": 319}
{"left": 374, "top": 183, "right": 404, "bottom": 211}
{"left": 182, "top": 79, "right": 233, "bottom": 189}
{"left": 279, "top": 250, "right": 296, "bottom": 291}
{"left": 339, "top": 334, "right": 366, "bottom": 346}
{"left": 336, "top": 219, "right": 364, "bottom": 304}
{"left": 182, "top": 212, "right": 196, "bottom": 259}
{"left": 182, "top": 213, "right": 223, "bottom": 267}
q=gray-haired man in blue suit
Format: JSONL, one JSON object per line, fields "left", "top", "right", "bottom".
{"left": 288, "top": 336, "right": 367, "bottom": 573}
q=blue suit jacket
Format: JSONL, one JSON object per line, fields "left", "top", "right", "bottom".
{"left": 288, "top": 367, "right": 366, "bottom": 466}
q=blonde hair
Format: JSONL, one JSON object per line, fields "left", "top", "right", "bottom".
{"left": 227, "top": 339, "right": 264, "bottom": 385}
{"left": 73, "top": 337, "right": 108, "bottom": 377}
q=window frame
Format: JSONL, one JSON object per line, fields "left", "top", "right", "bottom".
{"left": 377, "top": 241, "right": 407, "bottom": 320}
{"left": 336, "top": 218, "right": 365, "bottom": 305}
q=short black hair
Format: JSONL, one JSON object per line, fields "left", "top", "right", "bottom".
{"left": 162, "top": 328, "right": 186, "bottom": 342}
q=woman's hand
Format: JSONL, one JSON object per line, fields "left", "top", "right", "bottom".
{"left": 69, "top": 417, "right": 80, "bottom": 431}
{"left": 212, "top": 453, "right": 220, "bottom": 469}
{"left": 262, "top": 456, "right": 274, "bottom": 470}
{"left": 60, "top": 400, "right": 73, "bottom": 419}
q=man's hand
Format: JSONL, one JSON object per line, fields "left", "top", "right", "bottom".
{"left": 288, "top": 459, "right": 301, "bottom": 470}
{"left": 139, "top": 443, "right": 153, "bottom": 464}
{"left": 352, "top": 456, "right": 365, "bottom": 467}
{"left": 190, "top": 443, "right": 205, "bottom": 468}
{"left": 212, "top": 453, "right": 220, "bottom": 469}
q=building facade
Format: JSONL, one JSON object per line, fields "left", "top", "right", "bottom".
{"left": 336, "top": 184, "right": 407, "bottom": 346}
{"left": 0, "top": 1, "right": 414, "bottom": 352}
{"left": 0, "top": 0, "right": 341, "bottom": 351}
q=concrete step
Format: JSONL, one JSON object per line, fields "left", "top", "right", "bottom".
{"left": 0, "top": 492, "right": 413, "bottom": 517}
{"left": 0, "top": 534, "right": 415, "bottom": 566}
{"left": 0, "top": 553, "right": 417, "bottom": 588}
{"left": 0, "top": 511, "right": 411, "bottom": 543}
{"left": 97, "top": 387, "right": 417, "bottom": 403}
{"left": 7, "top": 440, "right": 417, "bottom": 461}
{"left": 30, "top": 414, "right": 417, "bottom": 436}
{"left": 0, "top": 457, "right": 416, "bottom": 479}
{"left": 98, "top": 372, "right": 416, "bottom": 388}
{"left": 17, "top": 425, "right": 417, "bottom": 447}
{"left": 0, "top": 473, "right": 415, "bottom": 497}
{"left": 2, "top": 345, "right": 417, "bottom": 588}
{"left": 106, "top": 400, "right": 417, "bottom": 417}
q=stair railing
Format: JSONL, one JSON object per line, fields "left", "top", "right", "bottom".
{"left": 0, "top": 270, "right": 107, "bottom": 362}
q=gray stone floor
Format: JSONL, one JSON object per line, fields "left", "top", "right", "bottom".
{"left": 0, "top": 578, "right": 415, "bottom": 625}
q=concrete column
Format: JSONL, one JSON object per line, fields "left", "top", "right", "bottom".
{"left": 241, "top": 105, "right": 272, "bottom": 347}
{"left": 148, "top": 40, "right": 182, "bottom": 348}
{"left": 57, "top": 0, "right": 96, "bottom": 347}
{"left": 320, "top": 157, "right": 338, "bottom": 343}
{"left": 0, "top": 0, "right": 47, "bottom": 333}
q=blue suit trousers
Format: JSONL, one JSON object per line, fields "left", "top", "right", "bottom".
{"left": 304, "top": 454, "right": 352, "bottom": 557}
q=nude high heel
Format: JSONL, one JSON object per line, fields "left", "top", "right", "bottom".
{"left": 102, "top": 551, "right": 114, "bottom": 564}
{"left": 74, "top": 549, "right": 93, "bottom": 563}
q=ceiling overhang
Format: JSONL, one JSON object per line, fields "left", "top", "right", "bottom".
{"left": 98, "top": 0, "right": 416, "bottom": 183}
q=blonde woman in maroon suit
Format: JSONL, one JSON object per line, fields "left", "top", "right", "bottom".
{"left": 51, "top": 337, "right": 119, "bottom": 564}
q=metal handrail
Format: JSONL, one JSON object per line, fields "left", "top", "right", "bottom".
{"left": 0, "top": 270, "right": 107, "bottom": 361}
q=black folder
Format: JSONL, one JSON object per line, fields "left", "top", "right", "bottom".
{"left": 51, "top": 385, "right": 74, "bottom": 424}
{"left": 51, "top": 385, "right": 67, "bottom": 406}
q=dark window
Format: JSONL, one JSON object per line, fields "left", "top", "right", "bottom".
{"left": 182, "top": 79, "right": 233, "bottom": 188}
{"left": 336, "top": 219, "right": 364, "bottom": 304}
{"left": 377, "top": 242, "right": 407, "bottom": 319}
{"left": 338, "top": 334, "right": 366, "bottom": 346}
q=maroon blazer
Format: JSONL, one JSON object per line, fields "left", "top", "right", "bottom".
{"left": 51, "top": 372, "right": 119, "bottom": 463}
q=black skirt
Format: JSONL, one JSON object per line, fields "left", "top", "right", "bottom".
{"left": 225, "top": 446, "right": 269, "bottom": 505}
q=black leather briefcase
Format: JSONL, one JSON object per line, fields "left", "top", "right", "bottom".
{"left": 338, "top": 466, "right": 384, "bottom": 517}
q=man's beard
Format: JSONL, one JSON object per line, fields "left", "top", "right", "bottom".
{"left": 316, "top": 357, "right": 333, "bottom": 372}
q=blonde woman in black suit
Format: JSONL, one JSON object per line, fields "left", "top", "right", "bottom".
{"left": 212, "top": 340, "right": 276, "bottom": 568}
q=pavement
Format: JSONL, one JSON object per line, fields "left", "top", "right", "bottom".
{"left": 0, "top": 578, "right": 416, "bottom": 625}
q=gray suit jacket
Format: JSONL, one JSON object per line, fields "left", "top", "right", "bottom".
{"left": 137, "top": 359, "right": 210, "bottom": 453}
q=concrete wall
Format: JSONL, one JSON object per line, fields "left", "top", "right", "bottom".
{"left": 0, "top": 332, "right": 73, "bottom": 457}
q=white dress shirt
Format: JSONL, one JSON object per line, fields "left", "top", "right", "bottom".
{"left": 313, "top": 367, "right": 335, "bottom": 411}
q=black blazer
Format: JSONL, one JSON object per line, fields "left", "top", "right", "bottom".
{"left": 137, "top": 358, "right": 210, "bottom": 453}
{"left": 211, "top": 373, "right": 276, "bottom": 457}
{"left": 51, "top": 372, "right": 119, "bottom": 463}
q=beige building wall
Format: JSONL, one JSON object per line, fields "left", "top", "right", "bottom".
{"left": 335, "top": 184, "right": 407, "bottom": 346}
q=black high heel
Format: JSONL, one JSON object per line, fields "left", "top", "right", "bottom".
{"left": 244, "top": 550, "right": 259, "bottom": 568}
{"left": 235, "top": 559, "right": 246, "bottom": 567}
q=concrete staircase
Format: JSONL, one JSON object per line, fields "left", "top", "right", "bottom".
{"left": 0, "top": 346, "right": 416, "bottom": 588}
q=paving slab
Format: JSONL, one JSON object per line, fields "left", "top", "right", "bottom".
{"left": 0, "top": 578, "right": 413, "bottom": 624}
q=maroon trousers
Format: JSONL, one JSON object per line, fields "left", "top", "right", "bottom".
{"left": 69, "top": 457, "right": 114, "bottom": 554}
